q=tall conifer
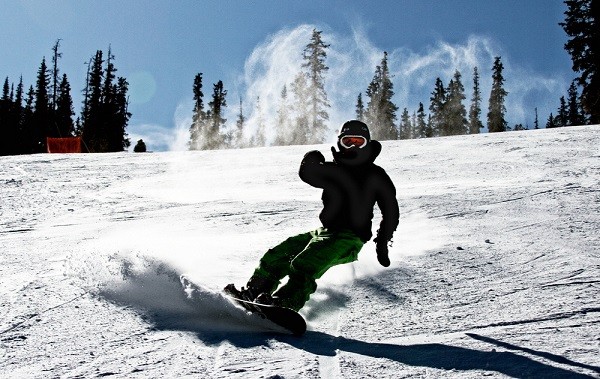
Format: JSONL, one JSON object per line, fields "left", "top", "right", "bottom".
{"left": 556, "top": 96, "right": 568, "bottom": 127}
{"left": 445, "top": 70, "right": 468, "bottom": 136}
{"left": 561, "top": 0, "right": 599, "bottom": 123}
{"left": 468, "top": 66, "right": 484, "bottom": 134}
{"left": 429, "top": 77, "right": 446, "bottom": 137}
{"left": 302, "top": 29, "right": 330, "bottom": 143}
{"left": 55, "top": 74, "right": 75, "bottom": 137}
{"left": 34, "top": 58, "right": 51, "bottom": 152}
{"left": 291, "top": 72, "right": 310, "bottom": 145}
{"left": 275, "top": 86, "right": 291, "bottom": 146}
{"left": 355, "top": 93, "right": 365, "bottom": 121}
{"left": 567, "top": 80, "right": 585, "bottom": 126}
{"left": 399, "top": 108, "right": 411, "bottom": 140}
{"left": 189, "top": 73, "right": 205, "bottom": 150}
{"left": 365, "top": 51, "right": 398, "bottom": 140}
{"left": 415, "top": 102, "right": 427, "bottom": 138}
{"left": 487, "top": 57, "right": 508, "bottom": 133}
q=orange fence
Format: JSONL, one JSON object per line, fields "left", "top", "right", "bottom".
{"left": 46, "top": 137, "right": 82, "bottom": 153}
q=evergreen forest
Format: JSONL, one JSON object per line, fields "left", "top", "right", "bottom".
{"left": 0, "top": 41, "right": 131, "bottom": 155}
{"left": 0, "top": 0, "right": 596, "bottom": 155}
{"left": 189, "top": 0, "right": 597, "bottom": 150}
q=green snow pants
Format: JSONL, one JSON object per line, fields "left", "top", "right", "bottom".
{"left": 249, "top": 227, "right": 364, "bottom": 311}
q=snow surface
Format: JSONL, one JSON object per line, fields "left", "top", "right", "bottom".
{"left": 1, "top": 125, "right": 599, "bottom": 378}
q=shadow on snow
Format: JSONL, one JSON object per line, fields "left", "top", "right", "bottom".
{"left": 95, "top": 258, "right": 598, "bottom": 378}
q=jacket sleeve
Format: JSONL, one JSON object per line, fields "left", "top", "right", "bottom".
{"left": 376, "top": 170, "right": 400, "bottom": 242}
{"left": 299, "top": 150, "right": 347, "bottom": 189}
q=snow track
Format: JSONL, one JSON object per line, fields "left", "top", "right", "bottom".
{"left": 1, "top": 126, "right": 599, "bottom": 378}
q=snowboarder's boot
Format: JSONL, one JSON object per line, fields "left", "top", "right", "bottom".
{"left": 224, "top": 283, "right": 257, "bottom": 302}
{"left": 224, "top": 276, "right": 277, "bottom": 303}
{"left": 246, "top": 276, "right": 278, "bottom": 299}
{"left": 254, "top": 292, "right": 283, "bottom": 307}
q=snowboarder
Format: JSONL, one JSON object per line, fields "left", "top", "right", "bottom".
{"left": 225, "top": 120, "right": 399, "bottom": 311}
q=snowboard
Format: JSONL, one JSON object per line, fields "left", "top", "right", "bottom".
{"left": 224, "top": 294, "right": 307, "bottom": 336}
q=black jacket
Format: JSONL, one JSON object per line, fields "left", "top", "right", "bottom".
{"left": 299, "top": 140, "right": 399, "bottom": 243}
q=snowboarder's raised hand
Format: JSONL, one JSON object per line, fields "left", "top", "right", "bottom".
{"left": 374, "top": 237, "right": 391, "bottom": 267}
{"left": 302, "top": 150, "right": 325, "bottom": 165}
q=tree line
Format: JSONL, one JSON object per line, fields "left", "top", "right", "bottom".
{"left": 188, "top": 32, "right": 517, "bottom": 150}
{"left": 1, "top": 0, "right": 595, "bottom": 155}
{"left": 189, "top": 0, "right": 597, "bottom": 150}
{"left": 552, "top": 0, "right": 598, "bottom": 126}
{"left": 189, "top": 29, "right": 332, "bottom": 150}
{"left": 0, "top": 40, "right": 131, "bottom": 156}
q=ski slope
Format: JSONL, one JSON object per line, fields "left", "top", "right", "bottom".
{"left": 1, "top": 125, "right": 599, "bottom": 378}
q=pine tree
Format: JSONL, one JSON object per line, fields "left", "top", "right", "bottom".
{"left": 567, "top": 80, "right": 585, "bottom": 126}
{"left": 411, "top": 111, "right": 418, "bottom": 139}
{"left": 235, "top": 97, "right": 246, "bottom": 147}
{"left": 79, "top": 49, "right": 130, "bottom": 152}
{"left": 0, "top": 77, "right": 11, "bottom": 155}
{"left": 1, "top": 77, "right": 9, "bottom": 101}
{"left": 445, "top": 70, "right": 468, "bottom": 136}
{"left": 15, "top": 77, "right": 24, "bottom": 120}
{"left": 534, "top": 107, "right": 540, "bottom": 129}
{"left": 399, "top": 108, "right": 411, "bottom": 140}
{"left": 487, "top": 56, "right": 508, "bottom": 133}
{"left": 10, "top": 77, "right": 25, "bottom": 154}
{"left": 102, "top": 47, "right": 118, "bottom": 151}
{"left": 20, "top": 86, "right": 36, "bottom": 154}
{"left": 560, "top": 0, "right": 599, "bottom": 123}
{"left": 556, "top": 96, "right": 568, "bottom": 127}
{"left": 415, "top": 103, "right": 427, "bottom": 138}
{"left": 203, "top": 80, "right": 227, "bottom": 149}
{"left": 546, "top": 113, "right": 557, "bottom": 128}
{"left": 34, "top": 57, "right": 51, "bottom": 152}
{"left": 111, "top": 77, "right": 131, "bottom": 151}
{"left": 425, "top": 115, "right": 434, "bottom": 138}
{"left": 275, "top": 86, "right": 291, "bottom": 146}
{"left": 82, "top": 50, "right": 104, "bottom": 152}
{"left": 365, "top": 51, "right": 398, "bottom": 140}
{"left": 209, "top": 80, "right": 227, "bottom": 129}
{"left": 302, "top": 29, "right": 330, "bottom": 144}
{"left": 252, "top": 96, "right": 266, "bottom": 147}
{"left": 81, "top": 57, "right": 93, "bottom": 136}
{"left": 55, "top": 73, "right": 75, "bottom": 137}
{"left": 429, "top": 77, "right": 446, "bottom": 137}
{"left": 50, "top": 39, "right": 62, "bottom": 113}
{"left": 189, "top": 73, "right": 206, "bottom": 150}
{"left": 468, "top": 66, "right": 484, "bottom": 134}
{"left": 355, "top": 93, "right": 365, "bottom": 121}
{"left": 365, "top": 65, "right": 382, "bottom": 131}
{"left": 1, "top": 78, "right": 22, "bottom": 155}
{"left": 291, "top": 72, "right": 310, "bottom": 145}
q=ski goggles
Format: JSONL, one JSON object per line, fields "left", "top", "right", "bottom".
{"left": 339, "top": 135, "right": 368, "bottom": 149}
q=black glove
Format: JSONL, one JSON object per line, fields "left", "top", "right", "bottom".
{"left": 331, "top": 146, "right": 357, "bottom": 163}
{"left": 374, "top": 237, "right": 391, "bottom": 267}
{"left": 302, "top": 150, "right": 325, "bottom": 165}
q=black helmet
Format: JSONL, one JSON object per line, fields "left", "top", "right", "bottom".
{"left": 333, "top": 120, "right": 379, "bottom": 166}
{"left": 338, "top": 120, "right": 371, "bottom": 149}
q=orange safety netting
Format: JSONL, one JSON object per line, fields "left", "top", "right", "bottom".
{"left": 46, "top": 137, "right": 82, "bottom": 153}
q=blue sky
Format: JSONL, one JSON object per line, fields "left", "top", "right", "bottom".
{"left": 1, "top": 1, "right": 572, "bottom": 151}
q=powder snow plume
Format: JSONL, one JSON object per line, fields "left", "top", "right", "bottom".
{"left": 64, "top": 247, "right": 283, "bottom": 334}
{"left": 225, "top": 24, "right": 566, "bottom": 147}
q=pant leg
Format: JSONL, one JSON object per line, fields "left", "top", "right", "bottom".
{"left": 273, "top": 228, "right": 364, "bottom": 311}
{"left": 247, "top": 231, "right": 313, "bottom": 294}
